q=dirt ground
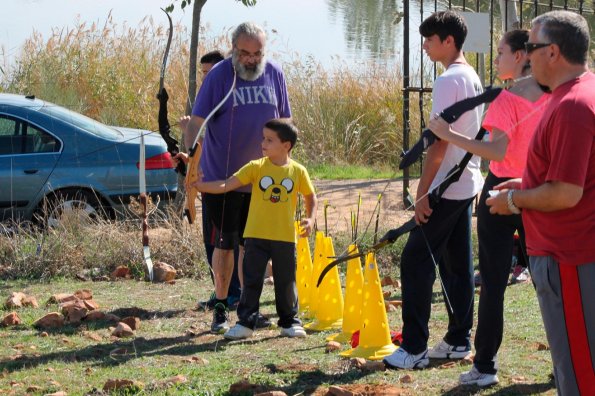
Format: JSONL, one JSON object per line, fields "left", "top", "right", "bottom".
{"left": 312, "top": 178, "right": 413, "bottom": 235}
{"left": 192, "top": 178, "right": 415, "bottom": 236}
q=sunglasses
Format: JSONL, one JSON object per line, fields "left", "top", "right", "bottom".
{"left": 525, "top": 42, "right": 551, "bottom": 54}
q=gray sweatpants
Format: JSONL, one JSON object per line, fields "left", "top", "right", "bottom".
{"left": 530, "top": 256, "right": 595, "bottom": 396}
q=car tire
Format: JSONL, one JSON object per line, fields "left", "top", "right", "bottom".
{"left": 35, "top": 189, "right": 107, "bottom": 228}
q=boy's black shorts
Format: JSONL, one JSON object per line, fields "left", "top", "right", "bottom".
{"left": 203, "top": 192, "right": 250, "bottom": 250}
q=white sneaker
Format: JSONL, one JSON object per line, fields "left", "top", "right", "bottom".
{"left": 383, "top": 347, "right": 429, "bottom": 369}
{"left": 459, "top": 366, "right": 499, "bottom": 387}
{"left": 224, "top": 324, "right": 253, "bottom": 340}
{"left": 428, "top": 339, "right": 471, "bottom": 359}
{"left": 280, "top": 325, "right": 307, "bottom": 338}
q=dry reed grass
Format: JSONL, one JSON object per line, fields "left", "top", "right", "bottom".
{"left": 1, "top": 17, "right": 412, "bottom": 167}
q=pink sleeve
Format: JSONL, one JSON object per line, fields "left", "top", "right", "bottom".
{"left": 482, "top": 92, "right": 516, "bottom": 139}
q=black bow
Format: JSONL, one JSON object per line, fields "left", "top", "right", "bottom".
{"left": 317, "top": 87, "right": 503, "bottom": 287}
{"left": 156, "top": 8, "right": 185, "bottom": 176}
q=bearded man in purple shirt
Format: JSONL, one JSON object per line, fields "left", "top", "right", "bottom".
{"left": 183, "top": 22, "right": 292, "bottom": 333}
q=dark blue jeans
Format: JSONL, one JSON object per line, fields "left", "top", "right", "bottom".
{"left": 474, "top": 171, "right": 525, "bottom": 374}
{"left": 237, "top": 238, "right": 300, "bottom": 329}
{"left": 400, "top": 197, "right": 475, "bottom": 355}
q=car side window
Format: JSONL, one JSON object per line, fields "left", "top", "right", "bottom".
{"left": 27, "top": 126, "right": 60, "bottom": 153}
{"left": 0, "top": 116, "right": 23, "bottom": 155}
{"left": 0, "top": 115, "right": 60, "bottom": 155}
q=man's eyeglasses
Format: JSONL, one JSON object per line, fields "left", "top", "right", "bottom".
{"left": 236, "top": 48, "right": 264, "bottom": 61}
{"left": 524, "top": 42, "right": 551, "bottom": 54}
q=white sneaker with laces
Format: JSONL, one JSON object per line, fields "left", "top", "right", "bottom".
{"left": 224, "top": 324, "right": 254, "bottom": 340}
{"left": 459, "top": 366, "right": 499, "bottom": 387}
{"left": 383, "top": 347, "right": 429, "bottom": 369}
{"left": 280, "top": 325, "right": 307, "bottom": 338}
{"left": 428, "top": 339, "right": 471, "bottom": 359}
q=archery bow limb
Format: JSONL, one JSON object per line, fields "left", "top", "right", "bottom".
{"left": 139, "top": 133, "right": 154, "bottom": 281}
{"left": 156, "top": 8, "right": 186, "bottom": 176}
{"left": 316, "top": 217, "right": 416, "bottom": 287}
{"left": 184, "top": 70, "right": 237, "bottom": 224}
{"left": 316, "top": 123, "right": 490, "bottom": 287}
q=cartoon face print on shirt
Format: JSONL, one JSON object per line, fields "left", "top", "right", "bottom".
{"left": 259, "top": 176, "right": 293, "bottom": 203}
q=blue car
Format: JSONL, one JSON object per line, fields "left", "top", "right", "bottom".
{"left": 0, "top": 93, "right": 178, "bottom": 226}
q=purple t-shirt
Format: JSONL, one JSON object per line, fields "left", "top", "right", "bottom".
{"left": 192, "top": 58, "right": 291, "bottom": 191}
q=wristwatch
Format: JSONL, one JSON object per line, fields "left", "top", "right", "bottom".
{"left": 507, "top": 189, "right": 521, "bottom": 214}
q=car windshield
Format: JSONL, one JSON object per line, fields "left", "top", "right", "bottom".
{"left": 39, "top": 103, "right": 123, "bottom": 141}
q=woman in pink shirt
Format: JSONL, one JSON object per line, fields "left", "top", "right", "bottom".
{"left": 428, "top": 29, "right": 549, "bottom": 387}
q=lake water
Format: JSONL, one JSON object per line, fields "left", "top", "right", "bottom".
{"left": 0, "top": 0, "right": 426, "bottom": 72}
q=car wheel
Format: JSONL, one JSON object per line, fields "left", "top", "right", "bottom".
{"left": 36, "top": 189, "right": 106, "bottom": 228}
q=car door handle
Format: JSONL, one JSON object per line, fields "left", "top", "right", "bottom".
{"left": 24, "top": 169, "right": 39, "bottom": 174}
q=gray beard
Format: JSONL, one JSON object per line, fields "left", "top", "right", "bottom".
{"left": 232, "top": 53, "right": 266, "bottom": 81}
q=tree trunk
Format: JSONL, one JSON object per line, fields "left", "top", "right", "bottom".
{"left": 174, "top": 0, "right": 207, "bottom": 216}
{"left": 185, "top": 0, "right": 208, "bottom": 116}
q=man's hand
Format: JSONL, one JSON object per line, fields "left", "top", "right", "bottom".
{"left": 492, "top": 178, "right": 522, "bottom": 191}
{"left": 486, "top": 189, "right": 513, "bottom": 215}
{"left": 179, "top": 115, "right": 190, "bottom": 135}
{"left": 173, "top": 152, "right": 189, "bottom": 166}
{"left": 414, "top": 195, "right": 432, "bottom": 224}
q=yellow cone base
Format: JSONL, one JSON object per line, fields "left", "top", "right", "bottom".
{"left": 303, "top": 317, "right": 342, "bottom": 332}
{"left": 326, "top": 330, "right": 355, "bottom": 343}
{"left": 337, "top": 253, "right": 396, "bottom": 360}
{"left": 339, "top": 343, "right": 397, "bottom": 361}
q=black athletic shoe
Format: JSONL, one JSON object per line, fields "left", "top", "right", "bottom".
{"left": 210, "top": 303, "right": 230, "bottom": 334}
{"left": 198, "top": 292, "right": 216, "bottom": 310}
{"left": 254, "top": 313, "right": 272, "bottom": 329}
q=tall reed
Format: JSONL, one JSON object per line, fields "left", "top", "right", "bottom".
{"left": 1, "top": 17, "right": 410, "bottom": 167}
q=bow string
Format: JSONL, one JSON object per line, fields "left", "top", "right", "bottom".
{"left": 184, "top": 68, "right": 237, "bottom": 224}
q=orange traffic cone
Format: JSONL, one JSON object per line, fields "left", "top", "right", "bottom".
{"left": 295, "top": 221, "right": 313, "bottom": 315}
{"left": 304, "top": 236, "right": 344, "bottom": 331}
{"left": 302, "top": 231, "right": 325, "bottom": 319}
{"left": 340, "top": 252, "right": 396, "bottom": 360}
{"left": 327, "top": 244, "right": 364, "bottom": 343}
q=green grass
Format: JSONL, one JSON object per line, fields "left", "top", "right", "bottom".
{"left": 308, "top": 164, "right": 400, "bottom": 180}
{"left": 0, "top": 274, "right": 555, "bottom": 395}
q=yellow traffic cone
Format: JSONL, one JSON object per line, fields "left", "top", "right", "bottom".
{"left": 302, "top": 231, "right": 325, "bottom": 319}
{"left": 304, "top": 236, "right": 344, "bottom": 331}
{"left": 340, "top": 252, "right": 396, "bottom": 360}
{"left": 327, "top": 244, "right": 364, "bottom": 343}
{"left": 295, "top": 221, "right": 313, "bottom": 315}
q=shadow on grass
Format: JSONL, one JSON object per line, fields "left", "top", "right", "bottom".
{"left": 443, "top": 379, "right": 555, "bottom": 395}
{"left": 0, "top": 331, "right": 238, "bottom": 373}
{"left": 214, "top": 361, "right": 373, "bottom": 396}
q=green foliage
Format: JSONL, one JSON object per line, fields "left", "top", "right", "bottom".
{"left": 0, "top": 277, "right": 554, "bottom": 394}
{"left": 309, "top": 164, "right": 399, "bottom": 180}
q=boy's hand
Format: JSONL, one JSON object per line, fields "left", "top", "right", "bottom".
{"left": 190, "top": 179, "right": 205, "bottom": 191}
{"left": 299, "top": 218, "right": 314, "bottom": 237}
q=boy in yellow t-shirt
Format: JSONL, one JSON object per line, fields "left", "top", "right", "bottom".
{"left": 193, "top": 118, "right": 318, "bottom": 339}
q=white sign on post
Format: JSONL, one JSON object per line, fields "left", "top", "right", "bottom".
{"left": 461, "top": 12, "right": 491, "bottom": 53}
